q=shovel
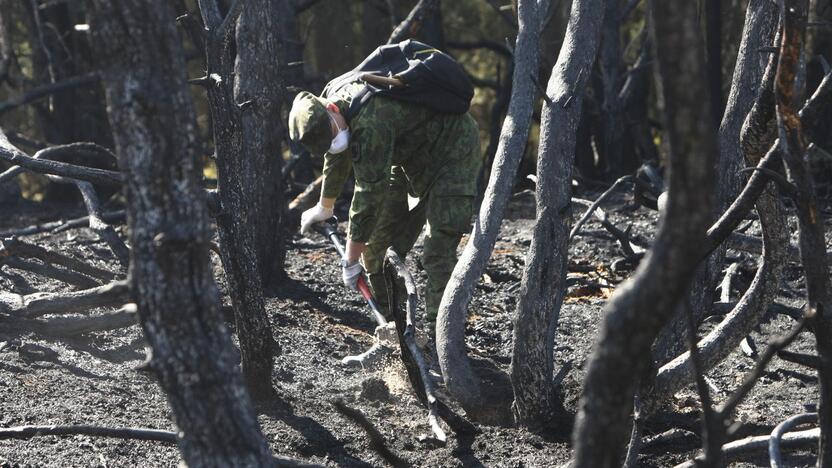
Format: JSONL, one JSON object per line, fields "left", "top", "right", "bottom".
{"left": 312, "top": 217, "right": 388, "bottom": 327}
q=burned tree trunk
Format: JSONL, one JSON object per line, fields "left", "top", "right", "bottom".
{"left": 653, "top": 0, "right": 779, "bottom": 364}
{"left": 0, "top": 0, "right": 16, "bottom": 86}
{"left": 598, "top": 0, "right": 625, "bottom": 177}
{"left": 774, "top": 0, "right": 832, "bottom": 463}
{"left": 86, "top": 1, "right": 275, "bottom": 464}
{"left": 571, "top": 0, "right": 717, "bottom": 465}
{"left": 190, "top": 0, "right": 278, "bottom": 397}
{"left": 234, "top": 1, "right": 288, "bottom": 290}
{"left": 435, "top": 0, "right": 545, "bottom": 420}
{"left": 510, "top": 0, "right": 604, "bottom": 429}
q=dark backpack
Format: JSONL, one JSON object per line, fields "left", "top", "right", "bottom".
{"left": 322, "top": 40, "right": 474, "bottom": 120}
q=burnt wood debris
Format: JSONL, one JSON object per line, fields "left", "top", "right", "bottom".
{"left": 1, "top": 0, "right": 832, "bottom": 466}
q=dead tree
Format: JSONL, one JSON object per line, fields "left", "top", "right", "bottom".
{"left": 510, "top": 0, "right": 604, "bottom": 429}
{"left": 0, "top": 0, "right": 14, "bottom": 86}
{"left": 185, "top": 0, "right": 278, "bottom": 397}
{"left": 774, "top": 0, "right": 832, "bottom": 463}
{"left": 571, "top": 0, "right": 718, "bottom": 464}
{"left": 234, "top": 0, "right": 288, "bottom": 289}
{"left": 86, "top": 0, "right": 275, "bottom": 464}
{"left": 598, "top": 0, "right": 626, "bottom": 176}
{"left": 435, "top": 0, "right": 546, "bottom": 421}
{"left": 653, "top": 0, "right": 779, "bottom": 364}
{"left": 646, "top": 25, "right": 832, "bottom": 407}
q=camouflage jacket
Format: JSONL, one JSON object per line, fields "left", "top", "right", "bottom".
{"left": 321, "top": 83, "right": 479, "bottom": 243}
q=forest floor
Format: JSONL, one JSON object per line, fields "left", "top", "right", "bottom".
{"left": 0, "top": 188, "right": 828, "bottom": 467}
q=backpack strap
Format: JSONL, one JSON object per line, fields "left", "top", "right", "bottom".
{"left": 344, "top": 84, "right": 374, "bottom": 122}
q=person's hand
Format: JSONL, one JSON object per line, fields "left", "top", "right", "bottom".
{"left": 300, "top": 203, "right": 333, "bottom": 234}
{"left": 341, "top": 259, "right": 364, "bottom": 291}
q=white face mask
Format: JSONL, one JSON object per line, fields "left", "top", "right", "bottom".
{"left": 328, "top": 113, "right": 350, "bottom": 154}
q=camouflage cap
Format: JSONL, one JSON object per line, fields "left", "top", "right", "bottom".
{"left": 289, "top": 91, "right": 332, "bottom": 156}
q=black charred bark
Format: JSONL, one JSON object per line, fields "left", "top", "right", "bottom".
{"left": 235, "top": 0, "right": 288, "bottom": 290}
{"left": 775, "top": 0, "right": 832, "bottom": 464}
{"left": 86, "top": 1, "right": 275, "bottom": 464}
{"left": 194, "top": 0, "right": 278, "bottom": 398}
{"left": 571, "top": 0, "right": 717, "bottom": 464}
{"left": 435, "top": 0, "right": 544, "bottom": 421}
{"left": 510, "top": 0, "right": 604, "bottom": 429}
{"left": 653, "top": 0, "right": 779, "bottom": 365}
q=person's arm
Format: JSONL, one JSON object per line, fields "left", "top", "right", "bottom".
{"left": 344, "top": 239, "right": 366, "bottom": 263}
{"left": 320, "top": 150, "right": 352, "bottom": 204}
{"left": 299, "top": 150, "right": 352, "bottom": 234}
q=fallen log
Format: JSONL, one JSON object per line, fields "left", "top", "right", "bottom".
{"left": 4, "top": 304, "right": 139, "bottom": 336}
{"left": 0, "top": 131, "right": 123, "bottom": 187}
{"left": 0, "top": 237, "right": 117, "bottom": 282}
{"left": 0, "top": 424, "right": 176, "bottom": 443}
{"left": 0, "top": 210, "right": 126, "bottom": 238}
{"left": 0, "top": 141, "right": 117, "bottom": 185}
{"left": 0, "top": 280, "right": 129, "bottom": 318}
{"left": 770, "top": 412, "right": 818, "bottom": 468}
{"left": 0, "top": 423, "right": 320, "bottom": 467}
{"left": 673, "top": 428, "right": 819, "bottom": 468}
{"left": 384, "top": 250, "right": 446, "bottom": 443}
{"left": 2, "top": 256, "right": 100, "bottom": 289}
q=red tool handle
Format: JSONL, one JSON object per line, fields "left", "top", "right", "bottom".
{"left": 356, "top": 276, "right": 373, "bottom": 302}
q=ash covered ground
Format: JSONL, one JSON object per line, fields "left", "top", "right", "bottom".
{"left": 0, "top": 191, "right": 827, "bottom": 467}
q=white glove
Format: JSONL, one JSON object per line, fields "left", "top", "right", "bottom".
{"left": 300, "top": 203, "right": 333, "bottom": 235}
{"left": 341, "top": 259, "right": 364, "bottom": 291}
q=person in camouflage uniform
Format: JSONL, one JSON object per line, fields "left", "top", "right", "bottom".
{"left": 289, "top": 80, "right": 481, "bottom": 323}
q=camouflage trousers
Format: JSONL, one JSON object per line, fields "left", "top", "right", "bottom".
{"left": 361, "top": 157, "right": 481, "bottom": 324}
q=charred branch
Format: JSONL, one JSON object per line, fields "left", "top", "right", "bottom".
{"left": 774, "top": 0, "right": 832, "bottom": 462}
{"left": 0, "top": 137, "right": 129, "bottom": 265}
{"left": 72, "top": 180, "right": 129, "bottom": 266}
{"left": 2, "top": 256, "right": 100, "bottom": 289}
{"left": 0, "top": 237, "right": 116, "bottom": 282}
{"left": 769, "top": 413, "right": 818, "bottom": 468}
{"left": 0, "top": 424, "right": 177, "bottom": 443}
{"left": 675, "top": 428, "right": 819, "bottom": 468}
{"left": 0, "top": 131, "right": 123, "bottom": 187}
{"left": 0, "top": 210, "right": 126, "bottom": 238}
{"left": 0, "top": 279, "right": 129, "bottom": 318}
{"left": 569, "top": 175, "right": 634, "bottom": 241}
{"left": 0, "top": 422, "right": 318, "bottom": 467}
{"left": 571, "top": 198, "right": 644, "bottom": 261}
{"left": 572, "top": 0, "right": 718, "bottom": 463}
{"left": 777, "top": 349, "right": 820, "bottom": 369}
{"left": 384, "top": 250, "right": 447, "bottom": 442}
{"left": 0, "top": 142, "right": 116, "bottom": 185}
{"left": 22, "top": 305, "right": 138, "bottom": 336}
